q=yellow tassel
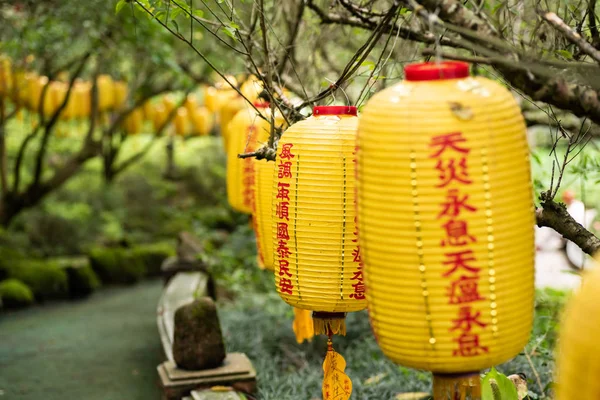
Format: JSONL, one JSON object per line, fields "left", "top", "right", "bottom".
{"left": 313, "top": 312, "right": 347, "bottom": 336}
{"left": 322, "top": 338, "right": 352, "bottom": 400}
{"left": 292, "top": 308, "right": 314, "bottom": 344}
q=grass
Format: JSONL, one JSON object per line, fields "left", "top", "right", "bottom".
{"left": 218, "top": 282, "right": 567, "bottom": 399}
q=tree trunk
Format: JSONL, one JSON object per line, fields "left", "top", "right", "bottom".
{"left": 163, "top": 135, "right": 177, "bottom": 180}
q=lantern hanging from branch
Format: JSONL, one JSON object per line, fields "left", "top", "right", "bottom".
{"left": 97, "top": 74, "right": 114, "bottom": 112}
{"left": 555, "top": 257, "right": 600, "bottom": 400}
{"left": 226, "top": 102, "right": 274, "bottom": 214}
{"left": 253, "top": 158, "right": 315, "bottom": 344}
{"left": 190, "top": 106, "right": 214, "bottom": 137}
{"left": 273, "top": 106, "right": 365, "bottom": 400}
{"left": 356, "top": 61, "right": 534, "bottom": 397}
{"left": 174, "top": 107, "right": 189, "bottom": 137}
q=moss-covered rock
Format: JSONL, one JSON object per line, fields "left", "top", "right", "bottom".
{"left": 54, "top": 257, "right": 101, "bottom": 298}
{"left": 2, "top": 260, "right": 69, "bottom": 301}
{"left": 130, "top": 242, "right": 175, "bottom": 277}
{"left": 88, "top": 247, "right": 146, "bottom": 284}
{"left": 0, "top": 279, "right": 35, "bottom": 308}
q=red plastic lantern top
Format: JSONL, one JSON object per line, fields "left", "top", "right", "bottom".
{"left": 404, "top": 61, "right": 470, "bottom": 81}
{"left": 313, "top": 105, "right": 358, "bottom": 116}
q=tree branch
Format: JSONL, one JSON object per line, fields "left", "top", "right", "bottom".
{"left": 536, "top": 192, "right": 600, "bottom": 256}
{"left": 540, "top": 10, "right": 600, "bottom": 64}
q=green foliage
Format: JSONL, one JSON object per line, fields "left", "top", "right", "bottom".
{"left": 0, "top": 279, "right": 35, "bottom": 308}
{"left": 88, "top": 247, "right": 147, "bottom": 285}
{"left": 130, "top": 242, "right": 175, "bottom": 276}
{"left": 482, "top": 368, "right": 518, "bottom": 400}
{"left": 0, "top": 259, "right": 69, "bottom": 300}
{"left": 55, "top": 257, "right": 101, "bottom": 298}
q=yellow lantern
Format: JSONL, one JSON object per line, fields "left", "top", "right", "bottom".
{"left": 174, "top": 107, "right": 189, "bottom": 136}
{"left": 72, "top": 81, "right": 91, "bottom": 119}
{"left": 219, "top": 95, "right": 246, "bottom": 152}
{"left": 357, "top": 61, "right": 534, "bottom": 391}
{"left": 272, "top": 106, "right": 362, "bottom": 398}
{"left": 273, "top": 105, "right": 366, "bottom": 332}
{"left": 253, "top": 159, "right": 276, "bottom": 270}
{"left": 0, "top": 57, "right": 12, "bottom": 98}
{"left": 226, "top": 102, "right": 272, "bottom": 213}
{"left": 555, "top": 258, "right": 600, "bottom": 400}
{"left": 25, "top": 74, "right": 45, "bottom": 112}
{"left": 162, "top": 94, "right": 177, "bottom": 115}
{"left": 113, "top": 81, "right": 128, "bottom": 110}
{"left": 124, "top": 108, "right": 143, "bottom": 135}
{"left": 142, "top": 99, "right": 154, "bottom": 121}
{"left": 152, "top": 104, "right": 168, "bottom": 132}
{"left": 253, "top": 158, "right": 315, "bottom": 345}
{"left": 240, "top": 75, "right": 263, "bottom": 103}
{"left": 184, "top": 94, "right": 198, "bottom": 116}
{"left": 97, "top": 74, "right": 114, "bottom": 112}
{"left": 190, "top": 106, "right": 214, "bottom": 136}
{"left": 204, "top": 86, "right": 219, "bottom": 113}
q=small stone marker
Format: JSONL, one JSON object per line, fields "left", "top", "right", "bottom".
{"left": 157, "top": 272, "right": 211, "bottom": 362}
{"left": 172, "top": 297, "right": 226, "bottom": 370}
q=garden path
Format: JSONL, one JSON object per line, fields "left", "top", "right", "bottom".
{"left": 0, "top": 279, "right": 163, "bottom": 400}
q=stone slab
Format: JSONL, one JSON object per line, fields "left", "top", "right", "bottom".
{"left": 158, "top": 358, "right": 256, "bottom": 400}
{"left": 165, "top": 353, "right": 253, "bottom": 381}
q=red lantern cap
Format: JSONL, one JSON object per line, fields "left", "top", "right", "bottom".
{"left": 254, "top": 101, "right": 270, "bottom": 108}
{"left": 404, "top": 61, "right": 470, "bottom": 81}
{"left": 313, "top": 105, "right": 357, "bottom": 116}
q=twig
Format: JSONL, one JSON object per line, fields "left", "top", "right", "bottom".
{"left": 540, "top": 10, "right": 600, "bottom": 64}
{"left": 524, "top": 348, "right": 545, "bottom": 398}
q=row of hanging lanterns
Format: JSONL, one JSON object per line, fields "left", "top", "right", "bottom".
{"left": 0, "top": 57, "right": 217, "bottom": 138}
{"left": 225, "top": 61, "right": 537, "bottom": 399}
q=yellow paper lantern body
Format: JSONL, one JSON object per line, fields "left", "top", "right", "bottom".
{"left": 253, "top": 159, "right": 276, "bottom": 270}
{"left": 191, "top": 106, "right": 214, "bottom": 136}
{"left": 73, "top": 82, "right": 91, "bottom": 119}
{"left": 0, "top": 57, "right": 12, "bottom": 98}
{"left": 219, "top": 95, "right": 246, "bottom": 152}
{"left": 113, "top": 81, "right": 128, "bottom": 110}
{"left": 153, "top": 105, "right": 167, "bottom": 132}
{"left": 97, "top": 74, "right": 114, "bottom": 112}
{"left": 273, "top": 106, "right": 367, "bottom": 335}
{"left": 555, "top": 259, "right": 600, "bottom": 400}
{"left": 174, "top": 107, "right": 189, "bottom": 136}
{"left": 124, "top": 108, "right": 143, "bottom": 135}
{"left": 226, "top": 103, "right": 271, "bottom": 214}
{"left": 357, "top": 62, "right": 534, "bottom": 373}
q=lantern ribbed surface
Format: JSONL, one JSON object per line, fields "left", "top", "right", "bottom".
{"left": 357, "top": 62, "right": 534, "bottom": 373}
{"left": 253, "top": 159, "right": 276, "bottom": 270}
{"left": 556, "top": 260, "right": 600, "bottom": 400}
{"left": 272, "top": 109, "right": 367, "bottom": 328}
{"left": 226, "top": 104, "right": 271, "bottom": 214}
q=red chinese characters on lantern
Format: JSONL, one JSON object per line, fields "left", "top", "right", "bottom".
{"left": 349, "top": 216, "right": 365, "bottom": 300}
{"left": 429, "top": 132, "right": 487, "bottom": 357}
{"left": 276, "top": 144, "right": 295, "bottom": 295}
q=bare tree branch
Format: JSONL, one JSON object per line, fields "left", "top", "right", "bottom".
{"left": 537, "top": 192, "right": 600, "bottom": 256}
{"left": 540, "top": 10, "right": 600, "bottom": 63}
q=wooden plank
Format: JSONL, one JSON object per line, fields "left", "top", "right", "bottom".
{"left": 157, "top": 271, "right": 210, "bottom": 361}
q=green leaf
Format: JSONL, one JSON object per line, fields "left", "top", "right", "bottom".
{"left": 482, "top": 367, "right": 519, "bottom": 400}
{"left": 193, "top": 9, "right": 205, "bottom": 18}
{"left": 221, "top": 26, "right": 238, "bottom": 40}
{"left": 170, "top": 19, "right": 180, "bottom": 34}
{"left": 361, "top": 60, "right": 376, "bottom": 71}
{"left": 555, "top": 49, "right": 573, "bottom": 60}
{"left": 115, "top": 0, "right": 128, "bottom": 13}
